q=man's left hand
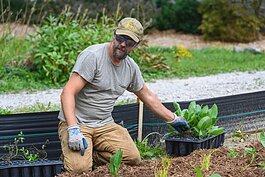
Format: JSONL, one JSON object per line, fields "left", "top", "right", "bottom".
{"left": 168, "top": 113, "right": 190, "bottom": 133}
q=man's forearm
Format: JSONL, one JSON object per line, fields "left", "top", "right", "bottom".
{"left": 61, "top": 92, "right": 78, "bottom": 127}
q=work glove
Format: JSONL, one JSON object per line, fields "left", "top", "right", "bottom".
{"left": 167, "top": 113, "right": 190, "bottom": 133}
{"left": 67, "top": 125, "right": 88, "bottom": 156}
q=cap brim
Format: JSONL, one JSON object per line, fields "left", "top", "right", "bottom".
{"left": 116, "top": 29, "right": 140, "bottom": 43}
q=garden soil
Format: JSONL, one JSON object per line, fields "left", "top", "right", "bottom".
{"left": 57, "top": 141, "right": 265, "bottom": 177}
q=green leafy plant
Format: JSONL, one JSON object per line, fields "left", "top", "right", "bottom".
{"left": 109, "top": 148, "right": 123, "bottom": 177}
{"left": 154, "top": 156, "right": 171, "bottom": 177}
{"left": 135, "top": 138, "right": 166, "bottom": 159}
{"left": 0, "top": 131, "right": 48, "bottom": 163}
{"left": 172, "top": 101, "right": 224, "bottom": 139}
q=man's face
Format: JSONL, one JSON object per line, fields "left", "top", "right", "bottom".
{"left": 112, "top": 34, "right": 138, "bottom": 60}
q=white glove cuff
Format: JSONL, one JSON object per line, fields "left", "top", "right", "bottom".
{"left": 167, "top": 113, "right": 177, "bottom": 124}
{"left": 67, "top": 124, "right": 79, "bottom": 131}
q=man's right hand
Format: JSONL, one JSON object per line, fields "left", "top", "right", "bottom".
{"left": 67, "top": 125, "right": 88, "bottom": 156}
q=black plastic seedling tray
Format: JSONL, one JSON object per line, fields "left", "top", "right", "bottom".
{"left": 0, "top": 160, "right": 62, "bottom": 177}
{"left": 165, "top": 132, "right": 225, "bottom": 156}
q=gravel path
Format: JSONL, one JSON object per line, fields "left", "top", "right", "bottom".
{"left": 1, "top": 71, "right": 265, "bottom": 110}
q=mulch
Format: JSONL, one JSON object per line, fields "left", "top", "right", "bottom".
{"left": 57, "top": 142, "right": 265, "bottom": 177}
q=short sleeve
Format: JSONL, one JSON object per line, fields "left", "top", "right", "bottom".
{"left": 72, "top": 50, "right": 97, "bottom": 82}
{"left": 127, "top": 63, "right": 145, "bottom": 92}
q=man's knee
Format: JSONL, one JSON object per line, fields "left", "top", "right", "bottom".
{"left": 124, "top": 151, "right": 141, "bottom": 165}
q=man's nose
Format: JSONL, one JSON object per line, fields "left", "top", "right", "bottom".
{"left": 120, "top": 41, "right": 127, "bottom": 47}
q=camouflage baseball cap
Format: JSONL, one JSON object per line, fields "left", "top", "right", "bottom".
{"left": 116, "top": 17, "right": 144, "bottom": 43}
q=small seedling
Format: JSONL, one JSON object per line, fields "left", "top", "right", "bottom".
{"left": 154, "top": 156, "right": 171, "bottom": 177}
{"left": 195, "top": 165, "right": 222, "bottom": 177}
{"left": 244, "top": 147, "right": 257, "bottom": 159}
{"left": 109, "top": 148, "right": 123, "bottom": 177}
{"left": 227, "top": 148, "right": 239, "bottom": 159}
{"left": 194, "top": 165, "right": 203, "bottom": 177}
{"left": 231, "top": 121, "right": 248, "bottom": 142}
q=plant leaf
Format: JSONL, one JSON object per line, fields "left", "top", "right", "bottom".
{"left": 208, "top": 126, "right": 224, "bottom": 136}
{"left": 209, "top": 104, "right": 218, "bottom": 118}
{"left": 188, "top": 101, "right": 197, "bottom": 112}
{"left": 194, "top": 165, "right": 203, "bottom": 177}
{"left": 109, "top": 149, "right": 123, "bottom": 176}
{"left": 197, "top": 116, "right": 212, "bottom": 130}
{"left": 173, "top": 102, "right": 182, "bottom": 116}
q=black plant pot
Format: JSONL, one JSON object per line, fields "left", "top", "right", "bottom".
{"left": 0, "top": 160, "right": 62, "bottom": 177}
{"left": 165, "top": 132, "right": 225, "bottom": 156}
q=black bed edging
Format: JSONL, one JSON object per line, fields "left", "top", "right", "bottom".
{"left": 0, "top": 160, "right": 62, "bottom": 177}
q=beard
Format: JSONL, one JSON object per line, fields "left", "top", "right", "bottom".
{"left": 112, "top": 43, "right": 128, "bottom": 60}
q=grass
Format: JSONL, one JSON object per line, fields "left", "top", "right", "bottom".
{"left": 146, "top": 47, "right": 265, "bottom": 80}
{"left": 0, "top": 102, "right": 61, "bottom": 114}
{"left": 0, "top": 35, "right": 30, "bottom": 67}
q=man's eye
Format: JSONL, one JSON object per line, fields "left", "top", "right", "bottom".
{"left": 127, "top": 41, "right": 135, "bottom": 46}
{"left": 116, "top": 36, "right": 124, "bottom": 41}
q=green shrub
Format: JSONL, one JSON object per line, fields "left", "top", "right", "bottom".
{"left": 198, "top": 0, "right": 261, "bottom": 42}
{"left": 130, "top": 41, "right": 171, "bottom": 81}
{"left": 29, "top": 13, "right": 114, "bottom": 84}
{"left": 155, "top": 0, "right": 201, "bottom": 34}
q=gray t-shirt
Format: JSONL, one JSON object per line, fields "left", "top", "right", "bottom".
{"left": 58, "top": 43, "right": 144, "bottom": 127}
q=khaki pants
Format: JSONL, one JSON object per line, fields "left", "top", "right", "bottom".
{"left": 58, "top": 121, "right": 141, "bottom": 174}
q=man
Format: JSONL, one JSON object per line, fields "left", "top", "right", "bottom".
{"left": 58, "top": 17, "right": 189, "bottom": 174}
